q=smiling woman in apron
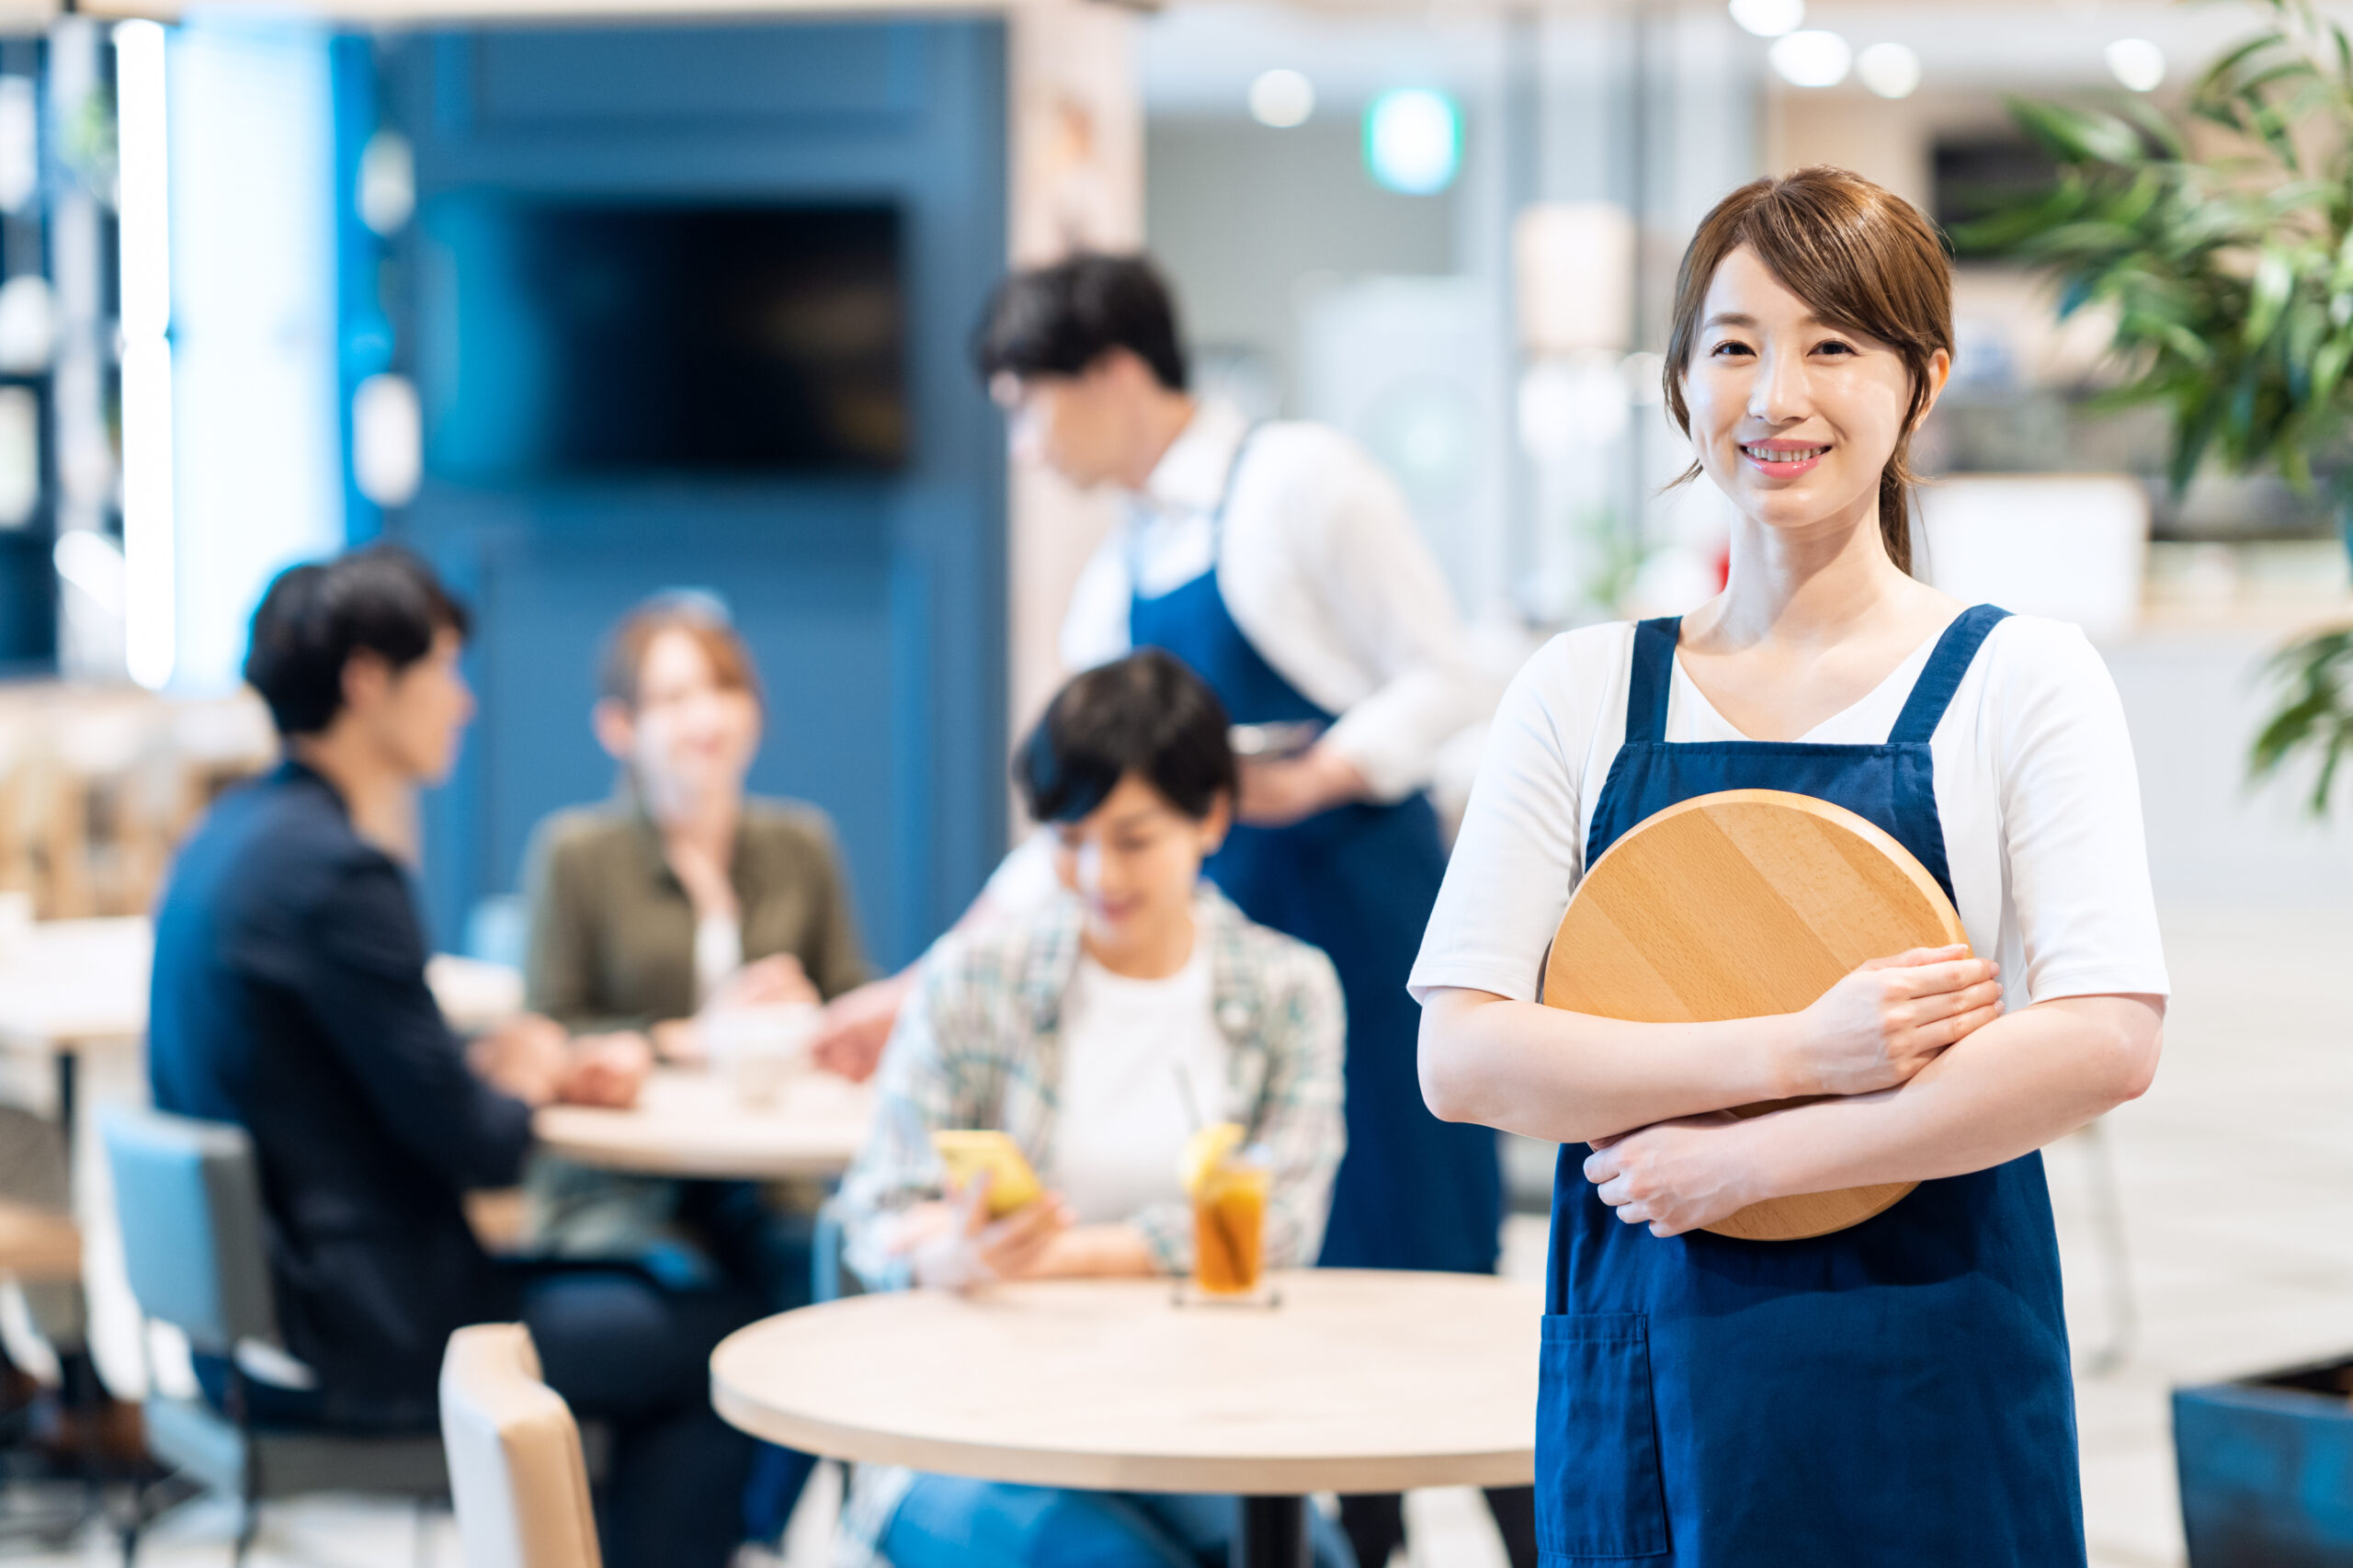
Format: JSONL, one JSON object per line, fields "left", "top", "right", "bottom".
{"left": 1411, "top": 167, "right": 2171, "bottom": 1564}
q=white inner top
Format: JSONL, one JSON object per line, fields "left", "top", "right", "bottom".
{"left": 1050, "top": 937, "right": 1229, "bottom": 1225}
{"left": 693, "top": 912, "right": 744, "bottom": 1007}
{"left": 1410, "top": 614, "right": 2172, "bottom": 1009}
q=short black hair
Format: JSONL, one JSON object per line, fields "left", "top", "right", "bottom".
{"left": 973, "top": 254, "right": 1188, "bottom": 392}
{"left": 1015, "top": 649, "right": 1234, "bottom": 824}
{"left": 244, "top": 544, "right": 472, "bottom": 737}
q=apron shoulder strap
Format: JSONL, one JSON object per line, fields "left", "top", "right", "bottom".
{"left": 1625, "top": 617, "right": 1682, "bottom": 744}
{"left": 1126, "top": 421, "right": 1266, "bottom": 590}
{"left": 1209, "top": 421, "right": 1267, "bottom": 540}
{"left": 1887, "top": 604, "right": 2012, "bottom": 744}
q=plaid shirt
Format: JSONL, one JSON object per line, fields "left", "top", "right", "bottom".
{"left": 829, "top": 881, "right": 1347, "bottom": 1566}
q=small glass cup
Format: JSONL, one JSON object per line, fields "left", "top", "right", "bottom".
{"left": 1190, "top": 1145, "right": 1272, "bottom": 1301}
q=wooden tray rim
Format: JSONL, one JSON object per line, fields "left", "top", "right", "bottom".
{"left": 1565, "top": 787, "right": 1967, "bottom": 951}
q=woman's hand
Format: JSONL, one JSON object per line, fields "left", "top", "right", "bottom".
{"left": 713, "top": 954, "right": 821, "bottom": 1011}
{"left": 895, "top": 1173, "right": 1073, "bottom": 1291}
{"left": 1779, "top": 946, "right": 2003, "bottom": 1097}
{"left": 1583, "top": 1113, "right": 1758, "bottom": 1237}
{"left": 811, "top": 972, "right": 915, "bottom": 1083}
{"left": 654, "top": 957, "right": 824, "bottom": 1064}
{"left": 1027, "top": 1223, "right": 1159, "bottom": 1279}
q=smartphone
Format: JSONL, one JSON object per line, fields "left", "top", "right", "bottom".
{"left": 930, "top": 1130, "right": 1046, "bottom": 1218}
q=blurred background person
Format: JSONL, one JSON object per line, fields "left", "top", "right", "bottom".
{"left": 519, "top": 592, "right": 870, "bottom": 1540}
{"left": 525, "top": 591, "right": 868, "bottom": 1064}
{"left": 940, "top": 252, "right": 1525, "bottom": 1568}
{"left": 147, "top": 546, "right": 756, "bottom": 1568}
{"left": 831, "top": 649, "right": 1350, "bottom": 1568}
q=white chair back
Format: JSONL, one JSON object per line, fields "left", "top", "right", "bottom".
{"left": 439, "top": 1324, "right": 600, "bottom": 1568}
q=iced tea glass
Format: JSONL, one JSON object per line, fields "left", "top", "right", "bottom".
{"left": 1191, "top": 1146, "right": 1270, "bottom": 1297}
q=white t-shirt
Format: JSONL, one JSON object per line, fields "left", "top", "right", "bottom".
{"left": 1049, "top": 941, "right": 1230, "bottom": 1224}
{"left": 693, "top": 912, "right": 743, "bottom": 1007}
{"left": 1409, "top": 615, "right": 2170, "bottom": 1009}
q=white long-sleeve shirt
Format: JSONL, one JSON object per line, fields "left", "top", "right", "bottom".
{"left": 1059, "top": 398, "right": 1485, "bottom": 803}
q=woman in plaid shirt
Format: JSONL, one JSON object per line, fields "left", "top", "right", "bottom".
{"left": 831, "top": 650, "right": 1353, "bottom": 1568}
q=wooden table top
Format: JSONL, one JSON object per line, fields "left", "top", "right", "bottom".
{"left": 0, "top": 917, "right": 524, "bottom": 1051}
{"left": 710, "top": 1270, "right": 1541, "bottom": 1494}
{"left": 534, "top": 1066, "right": 873, "bottom": 1180}
{"left": 0, "top": 917, "right": 153, "bottom": 1048}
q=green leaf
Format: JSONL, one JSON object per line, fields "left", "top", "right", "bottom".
{"left": 2008, "top": 98, "right": 2147, "bottom": 165}
{"left": 2248, "top": 246, "right": 2299, "bottom": 343}
{"left": 2314, "top": 330, "right": 2353, "bottom": 400}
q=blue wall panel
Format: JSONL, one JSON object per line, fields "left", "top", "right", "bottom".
{"left": 369, "top": 18, "right": 1007, "bottom": 969}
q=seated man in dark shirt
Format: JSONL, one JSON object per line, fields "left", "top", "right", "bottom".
{"left": 148, "top": 545, "right": 756, "bottom": 1568}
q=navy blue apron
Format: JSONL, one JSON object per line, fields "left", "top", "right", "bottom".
{"left": 1538, "top": 607, "right": 2082, "bottom": 1565}
{"left": 1125, "top": 433, "right": 1503, "bottom": 1275}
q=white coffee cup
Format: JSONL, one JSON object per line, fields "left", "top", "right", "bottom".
{"left": 704, "top": 1001, "right": 819, "bottom": 1107}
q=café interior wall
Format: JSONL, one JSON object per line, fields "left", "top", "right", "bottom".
{"left": 1138, "top": 6, "right": 1760, "bottom": 628}
{"left": 1144, "top": 117, "right": 1458, "bottom": 417}
{"left": 356, "top": 19, "right": 1010, "bottom": 968}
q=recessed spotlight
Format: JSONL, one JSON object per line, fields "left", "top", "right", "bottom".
{"left": 1729, "top": 0, "right": 1804, "bottom": 39}
{"left": 1769, "top": 29, "right": 1852, "bottom": 88}
{"left": 1249, "top": 68, "right": 1314, "bottom": 129}
{"left": 2106, "top": 38, "right": 2165, "bottom": 93}
{"left": 1856, "top": 41, "right": 1921, "bottom": 99}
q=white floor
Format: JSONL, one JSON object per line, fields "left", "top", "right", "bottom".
{"left": 8, "top": 619, "right": 2353, "bottom": 1568}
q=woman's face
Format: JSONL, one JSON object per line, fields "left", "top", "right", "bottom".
{"left": 597, "top": 630, "right": 761, "bottom": 815}
{"left": 1051, "top": 772, "right": 1227, "bottom": 957}
{"left": 1682, "top": 244, "right": 1947, "bottom": 541}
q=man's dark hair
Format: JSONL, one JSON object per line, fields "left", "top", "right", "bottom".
{"left": 244, "top": 545, "right": 472, "bottom": 737}
{"left": 973, "top": 254, "right": 1188, "bottom": 392}
{"left": 1015, "top": 649, "right": 1234, "bottom": 824}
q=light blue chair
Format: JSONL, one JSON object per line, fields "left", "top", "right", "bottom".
{"left": 101, "top": 1106, "right": 448, "bottom": 1565}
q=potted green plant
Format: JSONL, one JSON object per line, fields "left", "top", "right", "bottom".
{"left": 1956, "top": 0, "right": 2353, "bottom": 814}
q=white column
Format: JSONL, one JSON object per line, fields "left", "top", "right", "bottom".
{"left": 1005, "top": 0, "right": 1143, "bottom": 767}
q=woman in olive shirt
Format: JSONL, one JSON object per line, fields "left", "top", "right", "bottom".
{"left": 520, "top": 594, "right": 869, "bottom": 1271}
{"left": 526, "top": 595, "right": 867, "bottom": 1043}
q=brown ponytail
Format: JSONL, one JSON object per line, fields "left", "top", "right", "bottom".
{"left": 1662, "top": 166, "right": 1952, "bottom": 575}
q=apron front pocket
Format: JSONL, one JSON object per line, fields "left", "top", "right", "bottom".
{"left": 1536, "top": 1312, "right": 1669, "bottom": 1562}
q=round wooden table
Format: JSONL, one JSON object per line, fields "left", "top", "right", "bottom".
{"left": 710, "top": 1269, "right": 1541, "bottom": 1568}
{"left": 534, "top": 1066, "right": 873, "bottom": 1179}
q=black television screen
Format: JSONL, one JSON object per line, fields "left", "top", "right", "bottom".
{"left": 422, "top": 200, "right": 906, "bottom": 481}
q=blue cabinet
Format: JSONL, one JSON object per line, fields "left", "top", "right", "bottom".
{"left": 363, "top": 19, "right": 1007, "bottom": 968}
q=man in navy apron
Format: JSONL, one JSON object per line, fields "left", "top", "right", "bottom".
{"left": 963, "top": 253, "right": 1525, "bottom": 1567}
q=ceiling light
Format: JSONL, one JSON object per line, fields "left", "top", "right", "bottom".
{"left": 1249, "top": 69, "right": 1314, "bottom": 129}
{"left": 1769, "top": 30, "right": 1852, "bottom": 88}
{"left": 1856, "top": 41, "right": 1921, "bottom": 99}
{"left": 1729, "top": 0, "right": 1804, "bottom": 39}
{"left": 1364, "top": 89, "right": 1461, "bottom": 196}
{"left": 2106, "top": 38, "right": 2165, "bottom": 93}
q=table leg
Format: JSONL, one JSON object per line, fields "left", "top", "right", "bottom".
{"left": 1234, "top": 1495, "right": 1310, "bottom": 1568}
{"left": 54, "top": 1051, "right": 76, "bottom": 1157}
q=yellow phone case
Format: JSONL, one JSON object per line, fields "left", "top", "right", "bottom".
{"left": 930, "top": 1130, "right": 1045, "bottom": 1218}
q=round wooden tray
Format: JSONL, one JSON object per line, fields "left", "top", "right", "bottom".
{"left": 1541, "top": 788, "right": 1967, "bottom": 1241}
